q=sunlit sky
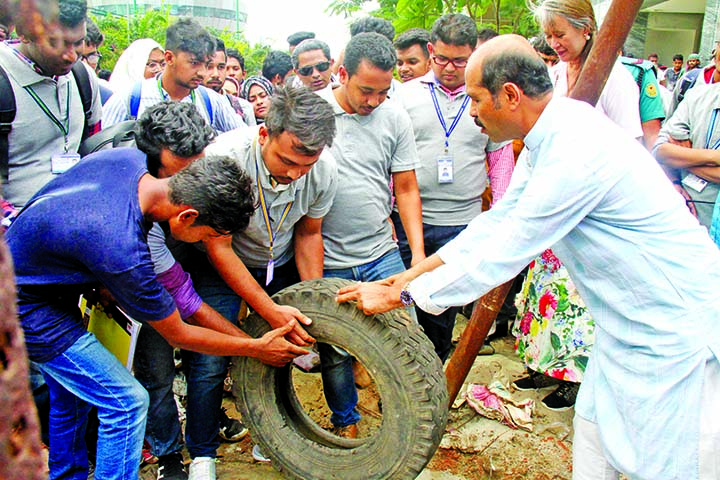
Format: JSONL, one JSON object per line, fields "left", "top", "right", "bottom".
{"left": 242, "top": 0, "right": 380, "bottom": 58}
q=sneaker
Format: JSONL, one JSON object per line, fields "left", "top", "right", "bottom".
{"left": 541, "top": 382, "right": 579, "bottom": 411}
{"left": 513, "top": 370, "right": 562, "bottom": 391}
{"left": 188, "top": 457, "right": 215, "bottom": 480}
{"left": 331, "top": 423, "right": 359, "bottom": 439}
{"left": 251, "top": 444, "right": 271, "bottom": 463}
{"left": 157, "top": 452, "right": 187, "bottom": 480}
{"left": 218, "top": 407, "right": 248, "bottom": 442}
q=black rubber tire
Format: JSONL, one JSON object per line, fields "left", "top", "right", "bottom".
{"left": 230, "top": 277, "right": 448, "bottom": 480}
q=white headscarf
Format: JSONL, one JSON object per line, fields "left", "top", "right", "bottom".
{"left": 109, "top": 38, "right": 164, "bottom": 91}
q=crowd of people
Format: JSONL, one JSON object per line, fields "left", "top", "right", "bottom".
{"left": 1, "top": 0, "right": 719, "bottom": 479}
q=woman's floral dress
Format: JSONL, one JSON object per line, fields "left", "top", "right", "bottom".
{"left": 512, "top": 249, "right": 595, "bottom": 382}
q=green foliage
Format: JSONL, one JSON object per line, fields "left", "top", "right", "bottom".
{"left": 325, "top": 0, "right": 537, "bottom": 38}
{"left": 91, "top": 9, "right": 271, "bottom": 75}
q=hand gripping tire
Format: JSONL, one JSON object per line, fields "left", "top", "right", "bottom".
{"left": 230, "top": 278, "right": 448, "bottom": 480}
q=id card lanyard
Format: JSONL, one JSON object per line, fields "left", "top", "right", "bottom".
{"left": 253, "top": 137, "right": 293, "bottom": 285}
{"left": 705, "top": 109, "right": 720, "bottom": 150}
{"left": 429, "top": 83, "right": 470, "bottom": 152}
{"left": 24, "top": 84, "right": 71, "bottom": 152}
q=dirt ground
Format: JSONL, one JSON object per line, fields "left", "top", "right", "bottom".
{"left": 140, "top": 314, "right": 574, "bottom": 480}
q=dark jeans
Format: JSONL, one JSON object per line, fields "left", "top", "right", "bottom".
{"left": 134, "top": 249, "right": 300, "bottom": 460}
{"left": 391, "top": 211, "right": 466, "bottom": 363}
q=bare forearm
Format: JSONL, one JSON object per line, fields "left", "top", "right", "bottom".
{"left": 656, "top": 143, "right": 720, "bottom": 169}
{"left": 688, "top": 165, "right": 720, "bottom": 183}
{"left": 186, "top": 302, "right": 247, "bottom": 337}
{"left": 294, "top": 233, "right": 324, "bottom": 280}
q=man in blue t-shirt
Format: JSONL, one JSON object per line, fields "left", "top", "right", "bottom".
{"left": 7, "top": 150, "right": 307, "bottom": 480}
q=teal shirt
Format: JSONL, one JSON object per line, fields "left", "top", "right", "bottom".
{"left": 621, "top": 57, "right": 665, "bottom": 123}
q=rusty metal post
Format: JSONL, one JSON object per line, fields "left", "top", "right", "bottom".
{"left": 443, "top": 0, "right": 643, "bottom": 407}
{"left": 0, "top": 235, "right": 47, "bottom": 480}
{"left": 445, "top": 280, "right": 514, "bottom": 406}
{"left": 569, "top": 0, "right": 645, "bottom": 105}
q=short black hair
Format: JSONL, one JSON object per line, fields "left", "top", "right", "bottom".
{"left": 97, "top": 68, "right": 111, "bottom": 81}
{"left": 165, "top": 18, "right": 215, "bottom": 62}
{"left": 287, "top": 31, "right": 315, "bottom": 47}
{"left": 264, "top": 86, "right": 336, "bottom": 155}
{"left": 213, "top": 36, "right": 225, "bottom": 53}
{"left": 84, "top": 16, "right": 104, "bottom": 46}
{"left": 58, "top": 0, "right": 87, "bottom": 29}
{"left": 343, "top": 32, "right": 396, "bottom": 76}
{"left": 262, "top": 50, "right": 293, "bottom": 82}
{"left": 135, "top": 101, "right": 216, "bottom": 177}
{"left": 393, "top": 28, "right": 430, "bottom": 58}
{"left": 226, "top": 48, "right": 245, "bottom": 70}
{"left": 350, "top": 16, "right": 395, "bottom": 42}
{"left": 477, "top": 28, "right": 498, "bottom": 44}
{"left": 673, "top": 54, "right": 684, "bottom": 62}
{"left": 530, "top": 35, "right": 556, "bottom": 58}
{"left": 430, "top": 13, "right": 478, "bottom": 48}
{"left": 169, "top": 155, "right": 256, "bottom": 236}
{"left": 481, "top": 50, "right": 553, "bottom": 101}
{"left": 291, "top": 39, "right": 331, "bottom": 68}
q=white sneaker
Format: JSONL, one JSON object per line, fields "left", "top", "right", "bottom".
{"left": 188, "top": 457, "right": 216, "bottom": 480}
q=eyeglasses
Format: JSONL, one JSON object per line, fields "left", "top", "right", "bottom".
{"left": 83, "top": 52, "right": 102, "bottom": 63}
{"left": 146, "top": 60, "right": 166, "bottom": 70}
{"left": 297, "top": 61, "right": 331, "bottom": 77}
{"left": 432, "top": 55, "right": 468, "bottom": 69}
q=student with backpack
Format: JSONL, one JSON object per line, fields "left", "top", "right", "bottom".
{"left": 0, "top": 0, "right": 101, "bottom": 212}
{"left": 102, "top": 19, "right": 245, "bottom": 134}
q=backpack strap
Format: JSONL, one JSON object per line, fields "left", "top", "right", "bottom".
{"left": 198, "top": 87, "right": 214, "bottom": 126}
{"left": 0, "top": 65, "right": 15, "bottom": 184}
{"left": 70, "top": 62, "right": 93, "bottom": 142}
{"left": 128, "top": 81, "right": 143, "bottom": 120}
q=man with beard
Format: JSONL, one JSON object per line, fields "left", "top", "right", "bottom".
{"left": 102, "top": 18, "right": 244, "bottom": 134}
{"left": 204, "top": 36, "right": 255, "bottom": 126}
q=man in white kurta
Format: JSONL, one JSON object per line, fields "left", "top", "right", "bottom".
{"left": 337, "top": 35, "right": 720, "bottom": 480}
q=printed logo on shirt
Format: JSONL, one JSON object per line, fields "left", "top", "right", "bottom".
{"left": 645, "top": 83, "right": 658, "bottom": 98}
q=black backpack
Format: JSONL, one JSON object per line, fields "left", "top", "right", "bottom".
{"left": 0, "top": 62, "right": 93, "bottom": 180}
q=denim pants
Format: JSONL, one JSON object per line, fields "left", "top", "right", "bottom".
{"left": 38, "top": 332, "right": 149, "bottom": 480}
{"left": 391, "top": 211, "right": 465, "bottom": 362}
{"left": 134, "top": 249, "right": 300, "bottom": 460}
{"left": 321, "top": 249, "right": 407, "bottom": 427}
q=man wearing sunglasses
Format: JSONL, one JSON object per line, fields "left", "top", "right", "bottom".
{"left": 291, "top": 38, "right": 335, "bottom": 93}
{"left": 393, "top": 14, "right": 516, "bottom": 362}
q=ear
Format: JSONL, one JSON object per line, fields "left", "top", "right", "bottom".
{"left": 258, "top": 124, "right": 269, "bottom": 146}
{"left": 338, "top": 64, "right": 348, "bottom": 84}
{"left": 503, "top": 83, "right": 522, "bottom": 109}
{"left": 164, "top": 50, "right": 174, "bottom": 65}
{"left": 178, "top": 208, "right": 199, "bottom": 226}
{"left": 427, "top": 42, "right": 434, "bottom": 56}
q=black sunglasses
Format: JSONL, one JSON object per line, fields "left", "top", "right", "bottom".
{"left": 297, "top": 61, "right": 331, "bottom": 77}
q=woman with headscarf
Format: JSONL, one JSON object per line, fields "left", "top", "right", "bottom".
{"left": 512, "top": 0, "right": 641, "bottom": 410}
{"left": 241, "top": 75, "right": 274, "bottom": 124}
{"left": 108, "top": 38, "right": 165, "bottom": 92}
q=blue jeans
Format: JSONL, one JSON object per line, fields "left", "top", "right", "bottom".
{"left": 391, "top": 211, "right": 465, "bottom": 362}
{"left": 38, "top": 332, "right": 149, "bottom": 480}
{"left": 321, "top": 249, "right": 407, "bottom": 427}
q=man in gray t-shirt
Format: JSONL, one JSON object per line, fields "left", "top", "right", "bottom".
{"left": 316, "top": 33, "right": 425, "bottom": 438}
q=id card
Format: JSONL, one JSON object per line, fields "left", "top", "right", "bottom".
{"left": 51, "top": 152, "right": 81, "bottom": 174}
{"left": 437, "top": 155, "right": 454, "bottom": 184}
{"left": 681, "top": 173, "right": 708, "bottom": 193}
{"left": 266, "top": 258, "right": 275, "bottom": 286}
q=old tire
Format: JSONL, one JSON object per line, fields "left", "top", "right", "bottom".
{"left": 230, "top": 278, "right": 448, "bottom": 480}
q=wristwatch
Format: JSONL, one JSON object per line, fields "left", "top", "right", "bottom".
{"left": 400, "top": 284, "right": 415, "bottom": 307}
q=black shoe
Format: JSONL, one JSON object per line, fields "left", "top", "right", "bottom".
{"left": 157, "top": 452, "right": 187, "bottom": 480}
{"left": 541, "top": 382, "right": 579, "bottom": 411}
{"left": 513, "top": 370, "right": 562, "bottom": 390}
{"left": 218, "top": 407, "right": 249, "bottom": 442}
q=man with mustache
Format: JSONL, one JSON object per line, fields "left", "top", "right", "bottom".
{"left": 102, "top": 18, "right": 244, "bottom": 134}
{"left": 203, "top": 36, "right": 256, "bottom": 126}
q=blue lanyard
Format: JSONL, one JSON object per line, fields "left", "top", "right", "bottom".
{"left": 429, "top": 84, "right": 470, "bottom": 150}
{"left": 705, "top": 109, "right": 720, "bottom": 150}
